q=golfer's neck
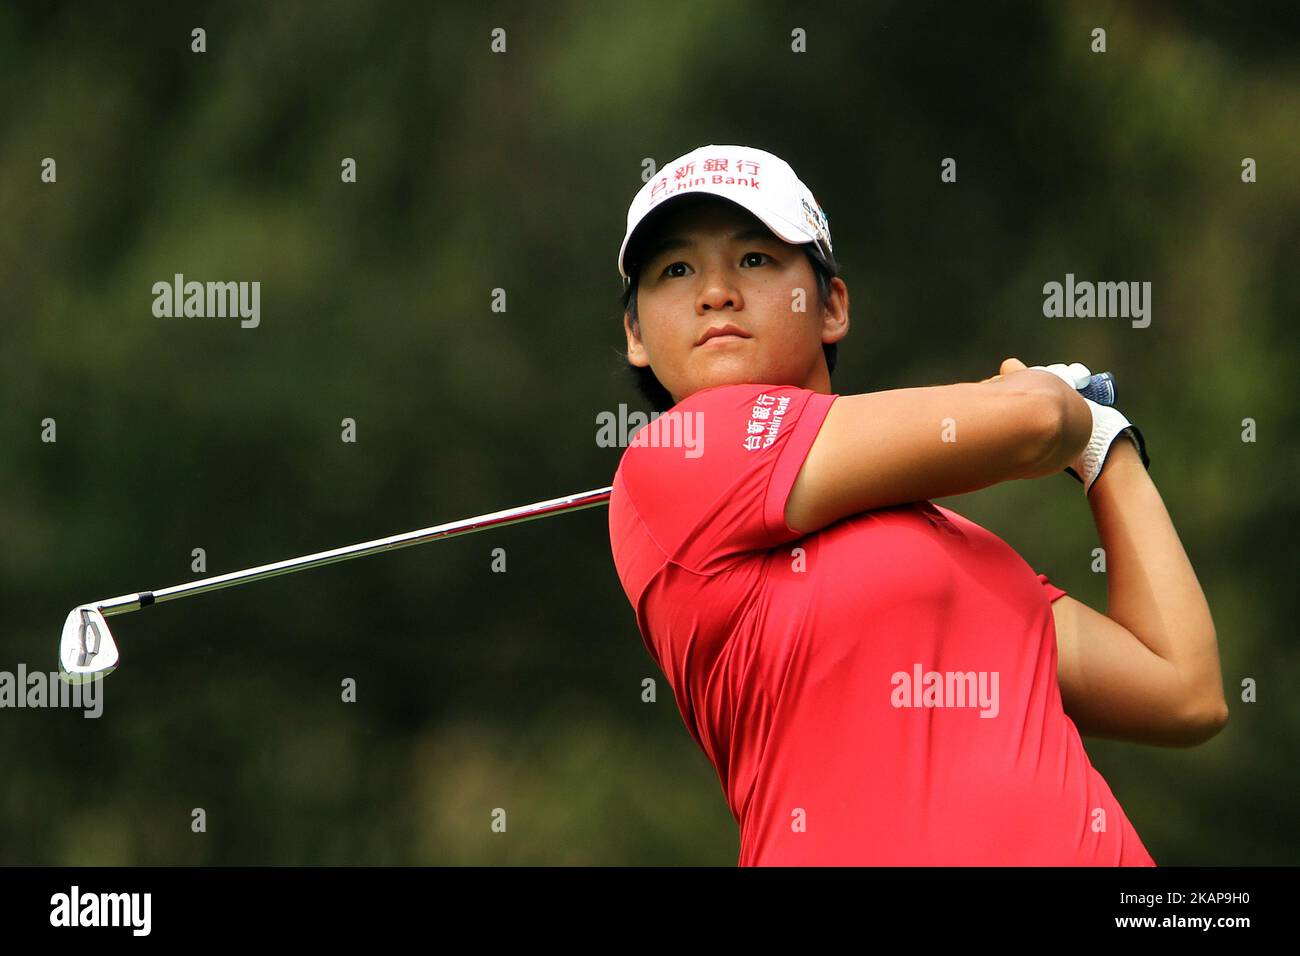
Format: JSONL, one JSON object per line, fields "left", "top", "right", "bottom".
{"left": 670, "top": 364, "right": 833, "bottom": 406}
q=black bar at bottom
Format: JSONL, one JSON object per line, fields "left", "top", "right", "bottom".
{"left": 0, "top": 865, "right": 1280, "bottom": 942}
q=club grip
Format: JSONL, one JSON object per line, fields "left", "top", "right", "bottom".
{"left": 1078, "top": 371, "right": 1116, "bottom": 406}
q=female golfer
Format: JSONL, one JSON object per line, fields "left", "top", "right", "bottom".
{"left": 606, "top": 144, "right": 1227, "bottom": 866}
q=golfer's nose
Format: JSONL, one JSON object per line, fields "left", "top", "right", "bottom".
{"left": 696, "top": 271, "right": 741, "bottom": 313}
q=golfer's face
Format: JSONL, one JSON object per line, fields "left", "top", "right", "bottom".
{"left": 627, "top": 200, "right": 832, "bottom": 403}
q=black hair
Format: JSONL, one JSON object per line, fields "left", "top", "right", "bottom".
{"left": 618, "top": 239, "right": 841, "bottom": 413}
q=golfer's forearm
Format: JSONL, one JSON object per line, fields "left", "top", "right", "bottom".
{"left": 1086, "top": 440, "right": 1226, "bottom": 709}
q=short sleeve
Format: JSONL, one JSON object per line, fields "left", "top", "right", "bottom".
{"left": 614, "top": 383, "right": 837, "bottom": 574}
{"left": 1036, "top": 572, "right": 1068, "bottom": 603}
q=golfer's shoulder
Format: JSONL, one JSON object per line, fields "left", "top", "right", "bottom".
{"left": 612, "top": 382, "right": 826, "bottom": 519}
{"left": 673, "top": 381, "right": 831, "bottom": 429}
{"left": 623, "top": 382, "right": 826, "bottom": 466}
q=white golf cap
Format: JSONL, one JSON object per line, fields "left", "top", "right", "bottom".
{"left": 617, "top": 144, "right": 834, "bottom": 285}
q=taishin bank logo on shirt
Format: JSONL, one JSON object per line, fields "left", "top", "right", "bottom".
{"left": 743, "top": 393, "right": 791, "bottom": 451}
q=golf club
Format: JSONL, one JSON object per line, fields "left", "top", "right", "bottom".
{"left": 58, "top": 371, "right": 1117, "bottom": 683}
{"left": 58, "top": 485, "right": 614, "bottom": 683}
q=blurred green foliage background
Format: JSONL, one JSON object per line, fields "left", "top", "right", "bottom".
{"left": 1, "top": 1, "right": 1296, "bottom": 864}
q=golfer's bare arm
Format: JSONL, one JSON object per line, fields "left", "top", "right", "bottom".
{"left": 785, "top": 369, "right": 1086, "bottom": 533}
{"left": 786, "top": 372, "right": 1229, "bottom": 749}
{"left": 1050, "top": 440, "right": 1228, "bottom": 748}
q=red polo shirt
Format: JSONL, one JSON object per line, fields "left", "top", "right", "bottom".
{"left": 607, "top": 382, "right": 1156, "bottom": 866}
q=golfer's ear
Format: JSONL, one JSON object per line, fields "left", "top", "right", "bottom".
{"left": 820, "top": 278, "right": 849, "bottom": 344}
{"left": 624, "top": 313, "right": 649, "bottom": 367}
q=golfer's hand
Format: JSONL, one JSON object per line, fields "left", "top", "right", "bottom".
{"left": 978, "top": 357, "right": 1028, "bottom": 385}
{"left": 977, "top": 358, "right": 1095, "bottom": 482}
{"left": 981, "top": 359, "right": 1150, "bottom": 493}
{"left": 983, "top": 359, "right": 1094, "bottom": 393}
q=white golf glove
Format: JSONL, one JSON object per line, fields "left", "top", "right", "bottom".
{"left": 1029, "top": 362, "right": 1150, "bottom": 494}
{"left": 1064, "top": 399, "right": 1150, "bottom": 495}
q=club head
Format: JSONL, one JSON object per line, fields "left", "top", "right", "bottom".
{"left": 59, "top": 606, "right": 119, "bottom": 684}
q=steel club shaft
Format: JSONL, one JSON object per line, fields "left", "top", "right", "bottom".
{"left": 89, "top": 486, "right": 614, "bottom": 617}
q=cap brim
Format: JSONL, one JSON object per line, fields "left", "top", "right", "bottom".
{"left": 619, "top": 190, "right": 816, "bottom": 280}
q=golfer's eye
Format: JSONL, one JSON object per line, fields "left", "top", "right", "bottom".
{"left": 661, "top": 253, "right": 771, "bottom": 278}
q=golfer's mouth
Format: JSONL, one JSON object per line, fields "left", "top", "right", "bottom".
{"left": 696, "top": 323, "right": 752, "bottom": 347}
